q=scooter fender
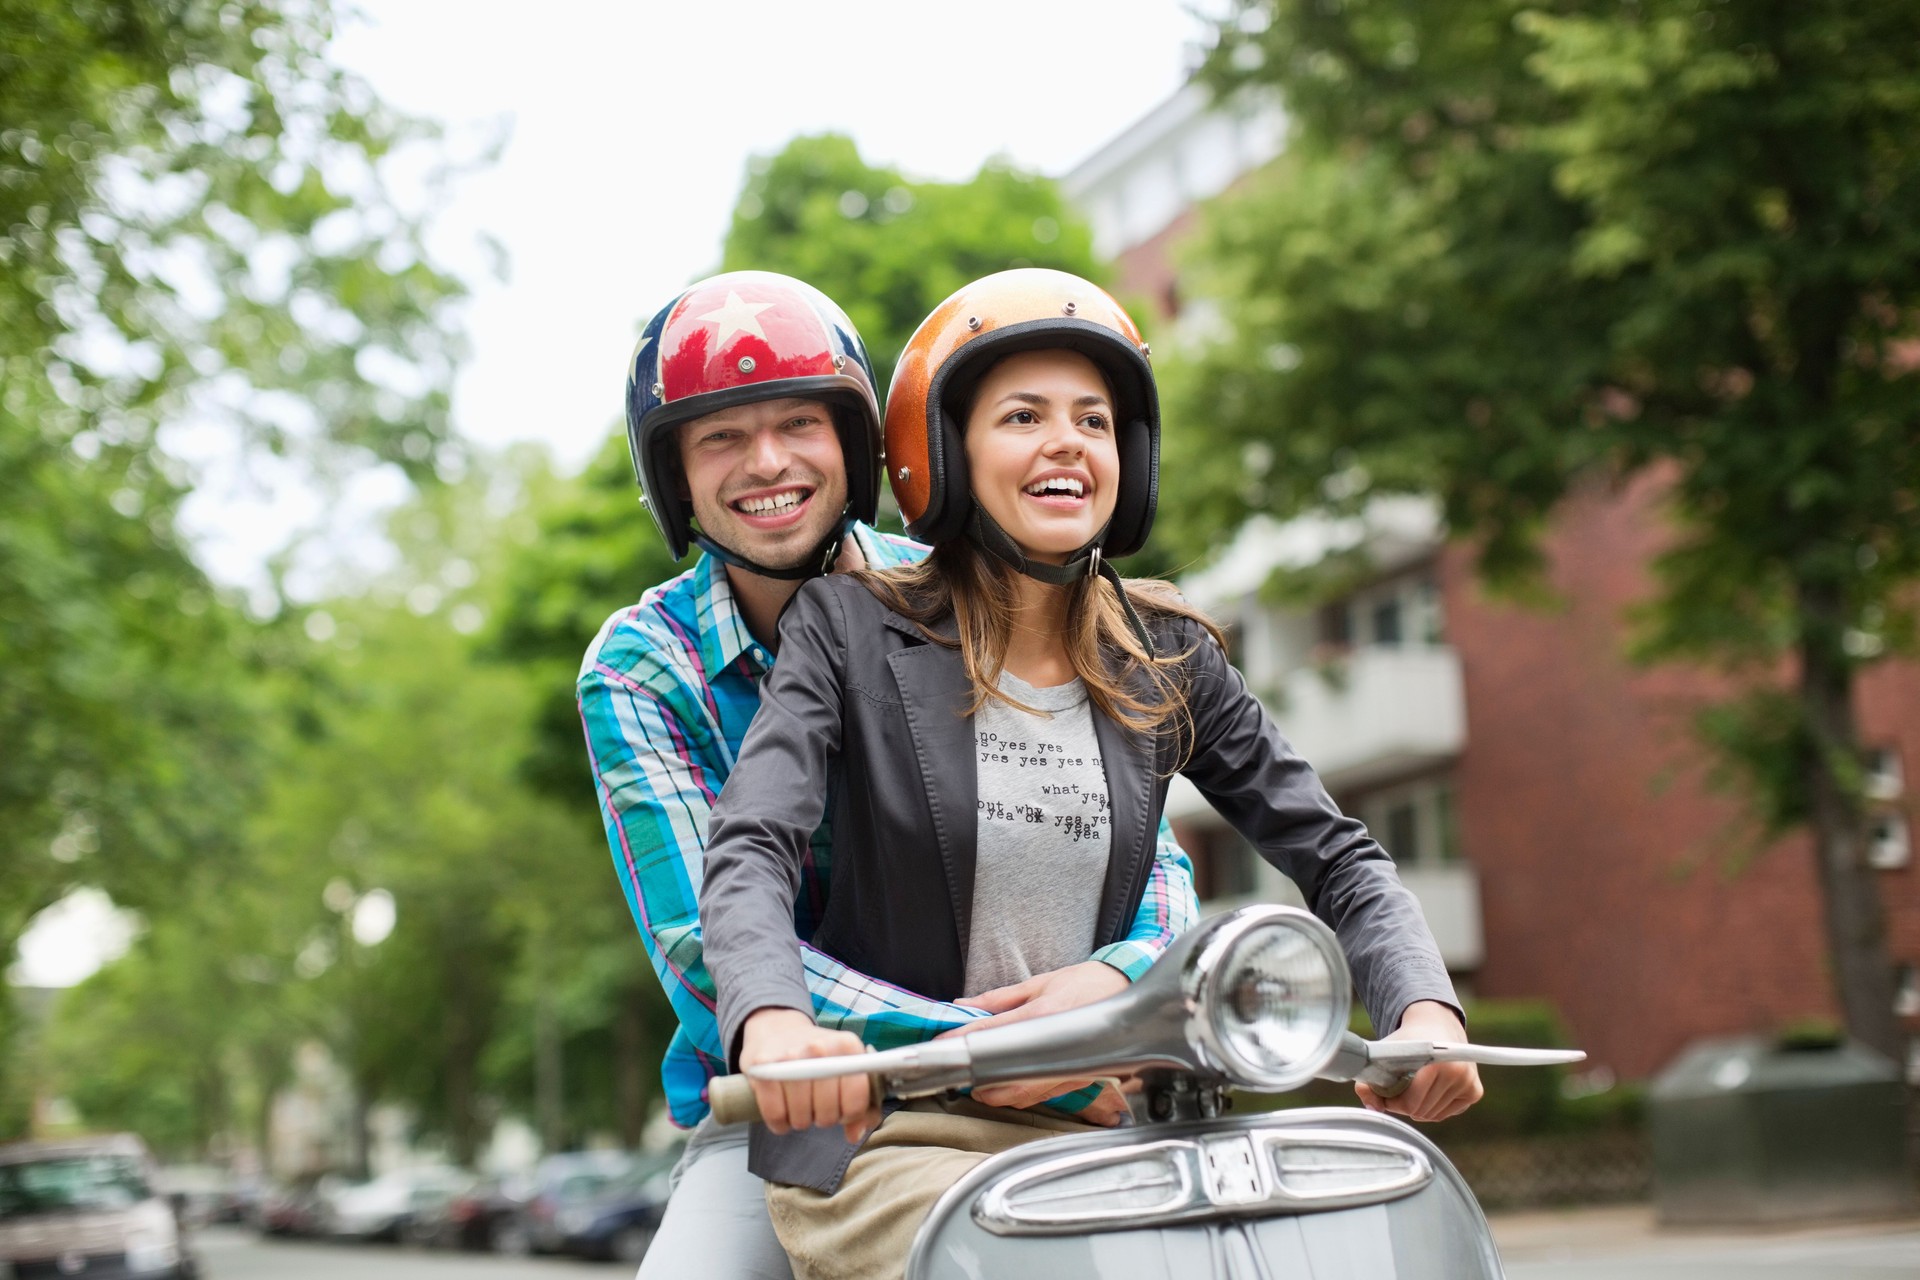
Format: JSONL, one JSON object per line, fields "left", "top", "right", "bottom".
{"left": 908, "top": 1108, "right": 1504, "bottom": 1280}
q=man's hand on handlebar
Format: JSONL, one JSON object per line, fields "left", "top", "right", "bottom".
{"left": 1356, "top": 1001, "right": 1485, "bottom": 1123}
{"left": 937, "top": 961, "right": 1133, "bottom": 1123}
{"left": 739, "top": 1007, "right": 879, "bottom": 1143}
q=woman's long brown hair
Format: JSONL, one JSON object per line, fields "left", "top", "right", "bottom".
{"left": 855, "top": 539, "right": 1228, "bottom": 765}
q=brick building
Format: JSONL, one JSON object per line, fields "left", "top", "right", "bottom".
{"left": 1064, "top": 89, "right": 1920, "bottom": 1081}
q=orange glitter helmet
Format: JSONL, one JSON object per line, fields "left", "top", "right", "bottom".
{"left": 884, "top": 268, "right": 1159, "bottom": 558}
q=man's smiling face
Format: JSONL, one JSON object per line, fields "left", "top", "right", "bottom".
{"left": 677, "top": 397, "right": 848, "bottom": 571}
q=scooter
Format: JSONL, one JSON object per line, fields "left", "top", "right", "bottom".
{"left": 709, "top": 904, "right": 1584, "bottom": 1279}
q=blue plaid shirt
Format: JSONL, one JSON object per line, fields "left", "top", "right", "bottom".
{"left": 579, "top": 524, "right": 1199, "bottom": 1126}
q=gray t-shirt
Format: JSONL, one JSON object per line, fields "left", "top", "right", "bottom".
{"left": 966, "top": 670, "right": 1113, "bottom": 994}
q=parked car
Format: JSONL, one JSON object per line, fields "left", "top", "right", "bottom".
{"left": 152, "top": 1165, "right": 260, "bottom": 1228}
{"left": 401, "top": 1175, "right": 522, "bottom": 1250}
{"left": 552, "top": 1154, "right": 677, "bottom": 1263}
{"left": 0, "top": 1134, "right": 197, "bottom": 1278}
{"left": 496, "top": 1151, "right": 636, "bottom": 1255}
{"left": 255, "top": 1173, "right": 347, "bottom": 1237}
{"left": 327, "top": 1166, "right": 469, "bottom": 1242}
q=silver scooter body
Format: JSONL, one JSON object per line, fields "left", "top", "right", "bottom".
{"left": 719, "top": 905, "right": 1581, "bottom": 1279}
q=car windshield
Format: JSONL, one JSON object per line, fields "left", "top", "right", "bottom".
{"left": 0, "top": 1156, "right": 151, "bottom": 1218}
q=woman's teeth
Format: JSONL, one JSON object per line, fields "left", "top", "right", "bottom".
{"left": 1024, "top": 478, "right": 1085, "bottom": 498}
{"left": 736, "top": 489, "right": 808, "bottom": 514}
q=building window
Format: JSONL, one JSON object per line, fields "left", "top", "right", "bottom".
{"left": 1867, "top": 746, "right": 1904, "bottom": 801}
{"left": 1353, "top": 777, "right": 1460, "bottom": 869}
{"left": 1342, "top": 570, "right": 1443, "bottom": 650}
{"left": 1869, "top": 814, "right": 1911, "bottom": 871}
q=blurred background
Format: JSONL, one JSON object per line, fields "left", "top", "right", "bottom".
{"left": 4, "top": 0, "right": 1918, "bottom": 1273}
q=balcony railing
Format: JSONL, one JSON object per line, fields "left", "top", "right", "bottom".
{"left": 1267, "top": 645, "right": 1466, "bottom": 792}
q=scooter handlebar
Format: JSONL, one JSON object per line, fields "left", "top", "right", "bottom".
{"left": 706, "top": 1070, "right": 889, "bottom": 1128}
{"left": 707, "top": 1073, "right": 765, "bottom": 1127}
{"left": 1322, "top": 1032, "right": 1587, "bottom": 1096}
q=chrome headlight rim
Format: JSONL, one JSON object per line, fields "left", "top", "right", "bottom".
{"left": 1184, "top": 905, "right": 1351, "bottom": 1092}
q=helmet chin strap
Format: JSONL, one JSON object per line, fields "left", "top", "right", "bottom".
{"left": 964, "top": 507, "right": 1156, "bottom": 657}
{"left": 693, "top": 512, "right": 853, "bottom": 582}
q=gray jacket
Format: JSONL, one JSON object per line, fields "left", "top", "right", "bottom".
{"left": 703, "top": 573, "right": 1457, "bottom": 1190}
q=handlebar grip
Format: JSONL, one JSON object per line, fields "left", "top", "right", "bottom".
{"left": 707, "top": 1074, "right": 762, "bottom": 1127}
{"left": 1358, "top": 1066, "right": 1415, "bottom": 1099}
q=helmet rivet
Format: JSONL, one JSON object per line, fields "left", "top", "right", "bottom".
{"left": 966, "top": 316, "right": 981, "bottom": 331}
{"left": 639, "top": 494, "right": 651, "bottom": 509}
{"left": 832, "top": 354, "right": 847, "bottom": 371}
{"left": 1140, "top": 342, "right": 1152, "bottom": 357}
{"left": 737, "top": 356, "right": 756, "bottom": 374}
{"left": 651, "top": 382, "right": 663, "bottom": 398}
{"left": 897, "top": 467, "right": 911, "bottom": 482}
{"left": 1063, "top": 301, "right": 1078, "bottom": 316}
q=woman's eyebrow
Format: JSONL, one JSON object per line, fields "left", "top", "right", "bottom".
{"left": 993, "top": 391, "right": 1112, "bottom": 408}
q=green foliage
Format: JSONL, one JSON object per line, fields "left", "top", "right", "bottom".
{"left": 721, "top": 133, "right": 1102, "bottom": 390}
{"left": 1185, "top": 0, "right": 1920, "bottom": 626}
{"left": 4, "top": 0, "right": 463, "bottom": 1010}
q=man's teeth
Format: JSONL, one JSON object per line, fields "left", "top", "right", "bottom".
{"left": 1024, "top": 478, "right": 1085, "bottom": 498}
{"left": 737, "top": 490, "right": 807, "bottom": 514}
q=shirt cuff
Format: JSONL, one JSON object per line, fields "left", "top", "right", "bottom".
{"left": 1089, "top": 940, "right": 1160, "bottom": 983}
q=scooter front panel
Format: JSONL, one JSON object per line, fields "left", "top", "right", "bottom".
{"left": 909, "top": 1109, "right": 1504, "bottom": 1280}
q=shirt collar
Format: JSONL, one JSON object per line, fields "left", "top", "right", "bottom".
{"left": 692, "top": 552, "right": 758, "bottom": 677}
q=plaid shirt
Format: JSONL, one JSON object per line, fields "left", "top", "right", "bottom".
{"left": 579, "top": 524, "right": 1199, "bottom": 1126}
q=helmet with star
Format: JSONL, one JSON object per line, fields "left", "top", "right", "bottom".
{"left": 626, "top": 271, "right": 882, "bottom": 559}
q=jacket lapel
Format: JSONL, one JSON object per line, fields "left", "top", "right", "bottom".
{"left": 887, "top": 622, "right": 980, "bottom": 967}
{"left": 1090, "top": 679, "right": 1155, "bottom": 948}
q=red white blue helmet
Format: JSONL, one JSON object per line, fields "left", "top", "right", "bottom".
{"left": 625, "top": 271, "right": 882, "bottom": 562}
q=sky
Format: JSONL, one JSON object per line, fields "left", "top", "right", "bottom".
{"left": 19, "top": 1, "right": 1219, "bottom": 984}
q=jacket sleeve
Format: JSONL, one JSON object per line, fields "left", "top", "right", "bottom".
{"left": 703, "top": 578, "right": 852, "bottom": 1068}
{"left": 1174, "top": 619, "right": 1461, "bottom": 1036}
{"left": 1090, "top": 815, "right": 1199, "bottom": 981}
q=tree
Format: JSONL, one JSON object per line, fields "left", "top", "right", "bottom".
{"left": 1181, "top": 0, "right": 1920, "bottom": 1056}
{"left": 2, "top": 0, "right": 465, "bottom": 1108}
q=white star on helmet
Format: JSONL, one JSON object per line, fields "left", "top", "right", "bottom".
{"left": 696, "top": 290, "right": 776, "bottom": 346}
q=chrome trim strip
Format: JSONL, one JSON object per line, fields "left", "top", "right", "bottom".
{"left": 972, "top": 1124, "right": 1433, "bottom": 1236}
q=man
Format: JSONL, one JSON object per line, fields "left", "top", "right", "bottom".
{"left": 578, "top": 271, "right": 1201, "bottom": 1278}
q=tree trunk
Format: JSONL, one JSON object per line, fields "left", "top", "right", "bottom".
{"left": 614, "top": 983, "right": 647, "bottom": 1149}
{"left": 349, "top": 1082, "right": 373, "bottom": 1180}
{"left": 1798, "top": 582, "right": 1902, "bottom": 1061}
{"left": 445, "top": 972, "right": 478, "bottom": 1169}
{"left": 534, "top": 987, "right": 564, "bottom": 1153}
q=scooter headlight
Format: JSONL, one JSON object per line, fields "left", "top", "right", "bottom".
{"left": 1189, "top": 907, "right": 1349, "bottom": 1091}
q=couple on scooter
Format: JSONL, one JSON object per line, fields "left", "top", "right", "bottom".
{"left": 580, "top": 269, "right": 1482, "bottom": 1280}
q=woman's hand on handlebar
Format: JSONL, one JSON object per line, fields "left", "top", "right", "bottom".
{"left": 739, "top": 1007, "right": 879, "bottom": 1143}
{"left": 1356, "top": 1001, "right": 1485, "bottom": 1123}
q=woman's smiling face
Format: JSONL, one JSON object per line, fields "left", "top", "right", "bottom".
{"left": 962, "top": 349, "right": 1121, "bottom": 564}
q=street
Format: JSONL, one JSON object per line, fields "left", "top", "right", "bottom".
{"left": 192, "top": 1211, "right": 1920, "bottom": 1279}
{"left": 193, "top": 1228, "right": 625, "bottom": 1279}
{"left": 1497, "top": 1206, "right": 1920, "bottom": 1280}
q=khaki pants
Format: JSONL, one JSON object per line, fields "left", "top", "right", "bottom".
{"left": 765, "top": 1097, "right": 1099, "bottom": 1280}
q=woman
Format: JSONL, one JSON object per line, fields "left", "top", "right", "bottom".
{"left": 702, "top": 269, "right": 1478, "bottom": 1279}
